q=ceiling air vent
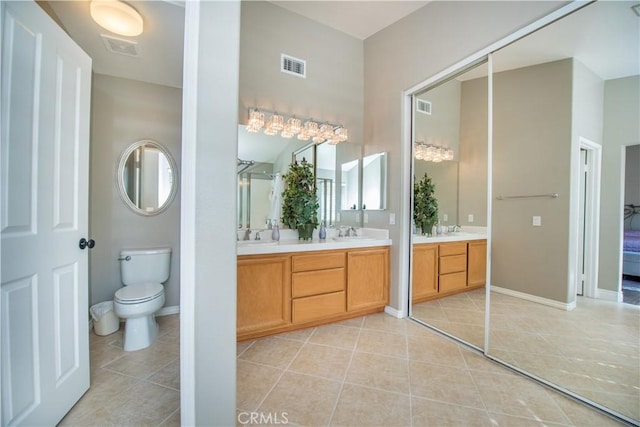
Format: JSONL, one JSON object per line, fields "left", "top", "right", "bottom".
{"left": 416, "top": 99, "right": 432, "bottom": 115}
{"left": 281, "top": 54, "right": 306, "bottom": 78}
{"left": 101, "top": 34, "right": 139, "bottom": 57}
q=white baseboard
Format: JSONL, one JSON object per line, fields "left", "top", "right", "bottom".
{"left": 384, "top": 305, "right": 405, "bottom": 318}
{"left": 491, "top": 286, "right": 576, "bottom": 311}
{"left": 157, "top": 305, "right": 180, "bottom": 316}
{"left": 596, "top": 288, "right": 623, "bottom": 302}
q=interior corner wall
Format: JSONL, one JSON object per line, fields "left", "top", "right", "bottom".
{"left": 491, "top": 59, "right": 573, "bottom": 303}
{"left": 363, "top": 1, "right": 567, "bottom": 310}
{"left": 600, "top": 75, "right": 640, "bottom": 289}
{"left": 89, "top": 73, "right": 182, "bottom": 307}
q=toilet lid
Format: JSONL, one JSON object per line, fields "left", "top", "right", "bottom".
{"left": 115, "top": 283, "right": 164, "bottom": 303}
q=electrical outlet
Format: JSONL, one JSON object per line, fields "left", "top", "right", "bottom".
{"left": 468, "top": 214, "right": 474, "bottom": 223}
{"left": 389, "top": 213, "right": 396, "bottom": 225}
{"left": 443, "top": 213, "right": 448, "bottom": 222}
{"left": 533, "top": 216, "right": 542, "bottom": 226}
{"left": 363, "top": 213, "right": 369, "bottom": 224}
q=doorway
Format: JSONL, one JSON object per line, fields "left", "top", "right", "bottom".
{"left": 622, "top": 144, "right": 640, "bottom": 306}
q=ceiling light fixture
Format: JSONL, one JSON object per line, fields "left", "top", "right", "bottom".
{"left": 90, "top": 0, "right": 144, "bottom": 37}
{"left": 414, "top": 141, "right": 454, "bottom": 162}
{"left": 247, "top": 108, "right": 348, "bottom": 145}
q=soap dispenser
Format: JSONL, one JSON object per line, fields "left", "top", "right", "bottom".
{"left": 271, "top": 220, "right": 280, "bottom": 241}
{"left": 319, "top": 220, "right": 327, "bottom": 241}
{"left": 436, "top": 220, "right": 444, "bottom": 235}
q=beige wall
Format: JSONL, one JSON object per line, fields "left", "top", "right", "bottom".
{"left": 89, "top": 74, "right": 182, "bottom": 307}
{"left": 363, "top": 1, "right": 566, "bottom": 309}
{"left": 600, "top": 76, "right": 640, "bottom": 289}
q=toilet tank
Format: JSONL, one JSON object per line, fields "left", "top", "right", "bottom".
{"left": 120, "top": 247, "right": 171, "bottom": 285}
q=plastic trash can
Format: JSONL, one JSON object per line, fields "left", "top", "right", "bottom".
{"left": 90, "top": 301, "right": 120, "bottom": 336}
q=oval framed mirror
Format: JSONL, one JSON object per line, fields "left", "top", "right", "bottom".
{"left": 116, "top": 139, "right": 178, "bottom": 216}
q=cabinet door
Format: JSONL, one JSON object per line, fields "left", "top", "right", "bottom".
{"left": 467, "top": 240, "right": 487, "bottom": 287}
{"left": 412, "top": 244, "right": 438, "bottom": 301}
{"left": 347, "top": 247, "right": 389, "bottom": 311}
{"left": 237, "top": 255, "right": 291, "bottom": 335}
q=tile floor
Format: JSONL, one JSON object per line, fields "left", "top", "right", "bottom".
{"left": 413, "top": 288, "right": 640, "bottom": 423}
{"left": 62, "top": 310, "right": 628, "bottom": 426}
{"left": 58, "top": 315, "right": 180, "bottom": 426}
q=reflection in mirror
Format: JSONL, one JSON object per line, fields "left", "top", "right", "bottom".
{"left": 487, "top": 2, "right": 639, "bottom": 422}
{"left": 362, "top": 152, "right": 387, "bottom": 210}
{"left": 341, "top": 159, "right": 359, "bottom": 210}
{"left": 237, "top": 125, "right": 337, "bottom": 229}
{"left": 410, "top": 61, "right": 488, "bottom": 350}
{"left": 117, "top": 140, "right": 177, "bottom": 216}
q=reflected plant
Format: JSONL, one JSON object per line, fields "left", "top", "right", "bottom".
{"left": 414, "top": 173, "right": 439, "bottom": 234}
{"left": 281, "top": 158, "right": 319, "bottom": 239}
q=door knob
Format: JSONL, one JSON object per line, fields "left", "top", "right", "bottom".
{"left": 79, "top": 238, "right": 96, "bottom": 250}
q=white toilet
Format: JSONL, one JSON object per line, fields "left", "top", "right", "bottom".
{"left": 114, "top": 247, "right": 170, "bottom": 351}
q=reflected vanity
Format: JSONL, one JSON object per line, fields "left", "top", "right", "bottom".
{"left": 117, "top": 139, "right": 178, "bottom": 216}
{"left": 408, "top": 1, "right": 639, "bottom": 423}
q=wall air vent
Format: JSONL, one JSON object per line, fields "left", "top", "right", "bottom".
{"left": 281, "top": 54, "right": 306, "bottom": 78}
{"left": 416, "top": 99, "right": 432, "bottom": 115}
{"left": 101, "top": 34, "right": 139, "bottom": 57}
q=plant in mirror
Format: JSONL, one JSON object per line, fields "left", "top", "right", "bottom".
{"left": 117, "top": 140, "right": 178, "bottom": 216}
{"left": 281, "top": 158, "right": 319, "bottom": 240}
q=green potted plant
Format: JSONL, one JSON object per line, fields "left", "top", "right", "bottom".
{"left": 281, "top": 158, "right": 319, "bottom": 240}
{"left": 414, "top": 173, "right": 439, "bottom": 235}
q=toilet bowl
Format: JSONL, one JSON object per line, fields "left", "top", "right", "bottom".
{"left": 115, "top": 248, "right": 171, "bottom": 351}
{"left": 114, "top": 283, "right": 165, "bottom": 351}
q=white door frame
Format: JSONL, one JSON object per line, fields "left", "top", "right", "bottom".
{"left": 577, "top": 137, "right": 601, "bottom": 299}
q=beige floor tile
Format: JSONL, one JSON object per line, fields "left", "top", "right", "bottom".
{"left": 238, "top": 336, "right": 304, "bottom": 369}
{"left": 548, "top": 392, "right": 628, "bottom": 426}
{"left": 335, "top": 316, "right": 364, "bottom": 329}
{"left": 472, "top": 370, "right": 571, "bottom": 424}
{"left": 277, "top": 326, "right": 316, "bottom": 342}
{"left": 412, "top": 396, "right": 492, "bottom": 426}
{"left": 89, "top": 340, "right": 127, "bottom": 371}
{"left": 309, "top": 324, "right": 361, "bottom": 350}
{"left": 330, "top": 383, "right": 410, "bottom": 427}
{"left": 236, "top": 360, "right": 283, "bottom": 412}
{"left": 258, "top": 371, "right": 342, "bottom": 426}
{"left": 148, "top": 358, "right": 180, "bottom": 390}
{"left": 486, "top": 411, "right": 568, "bottom": 426}
{"left": 237, "top": 339, "right": 255, "bottom": 357}
{"left": 102, "top": 340, "right": 178, "bottom": 379}
{"left": 356, "top": 330, "right": 407, "bottom": 359}
{"left": 409, "top": 360, "right": 485, "bottom": 409}
{"left": 345, "top": 352, "right": 409, "bottom": 395}
{"left": 407, "top": 334, "right": 466, "bottom": 368}
{"left": 288, "top": 343, "right": 352, "bottom": 381}
{"left": 569, "top": 387, "right": 640, "bottom": 422}
{"left": 158, "top": 408, "right": 181, "bottom": 427}
{"left": 362, "top": 312, "right": 407, "bottom": 335}
{"left": 99, "top": 380, "right": 180, "bottom": 426}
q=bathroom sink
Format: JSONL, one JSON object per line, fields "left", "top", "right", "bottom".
{"left": 237, "top": 240, "right": 278, "bottom": 246}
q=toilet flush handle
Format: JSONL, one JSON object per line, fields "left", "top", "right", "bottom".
{"left": 118, "top": 255, "right": 131, "bottom": 262}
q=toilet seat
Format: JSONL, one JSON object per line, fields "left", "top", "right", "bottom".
{"left": 115, "top": 283, "right": 164, "bottom": 304}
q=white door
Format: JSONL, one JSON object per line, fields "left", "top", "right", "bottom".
{"left": 1, "top": 1, "right": 92, "bottom": 425}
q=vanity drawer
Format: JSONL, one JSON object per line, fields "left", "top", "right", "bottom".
{"left": 292, "top": 291, "right": 346, "bottom": 324}
{"left": 439, "top": 271, "right": 467, "bottom": 293}
{"left": 292, "top": 252, "right": 345, "bottom": 273}
{"left": 439, "top": 243, "right": 467, "bottom": 257}
{"left": 292, "top": 268, "right": 345, "bottom": 298}
{"left": 439, "top": 254, "right": 467, "bottom": 274}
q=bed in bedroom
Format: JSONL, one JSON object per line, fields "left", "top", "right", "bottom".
{"left": 623, "top": 204, "right": 640, "bottom": 278}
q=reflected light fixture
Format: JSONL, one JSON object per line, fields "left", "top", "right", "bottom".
{"left": 90, "top": 0, "right": 144, "bottom": 37}
{"left": 414, "top": 141, "right": 454, "bottom": 162}
{"left": 247, "top": 108, "right": 348, "bottom": 144}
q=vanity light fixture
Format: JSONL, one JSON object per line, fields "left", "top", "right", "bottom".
{"left": 414, "top": 141, "right": 454, "bottom": 162}
{"left": 90, "top": 0, "right": 144, "bottom": 37}
{"left": 247, "top": 108, "right": 348, "bottom": 144}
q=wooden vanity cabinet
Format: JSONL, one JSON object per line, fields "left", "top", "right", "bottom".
{"left": 347, "top": 247, "right": 389, "bottom": 311}
{"left": 467, "top": 240, "right": 487, "bottom": 287}
{"left": 237, "top": 254, "right": 291, "bottom": 336}
{"left": 412, "top": 244, "right": 438, "bottom": 303}
{"left": 438, "top": 242, "right": 468, "bottom": 293}
{"left": 291, "top": 251, "right": 346, "bottom": 324}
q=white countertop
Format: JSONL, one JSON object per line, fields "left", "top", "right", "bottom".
{"left": 237, "top": 237, "right": 392, "bottom": 256}
{"left": 412, "top": 231, "right": 486, "bottom": 244}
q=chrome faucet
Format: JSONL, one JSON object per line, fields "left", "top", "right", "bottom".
{"left": 452, "top": 225, "right": 461, "bottom": 232}
{"left": 349, "top": 227, "right": 358, "bottom": 237}
{"left": 243, "top": 229, "right": 251, "bottom": 241}
{"left": 255, "top": 231, "right": 261, "bottom": 240}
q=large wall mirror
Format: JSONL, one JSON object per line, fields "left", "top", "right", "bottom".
{"left": 409, "top": 1, "right": 639, "bottom": 423}
{"left": 117, "top": 139, "right": 178, "bottom": 216}
{"left": 238, "top": 125, "right": 337, "bottom": 228}
{"left": 362, "top": 152, "right": 388, "bottom": 210}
